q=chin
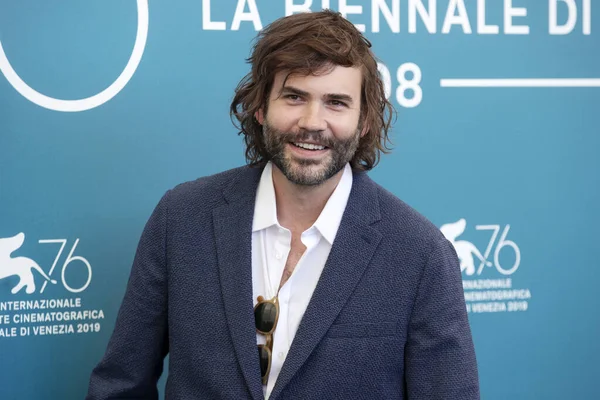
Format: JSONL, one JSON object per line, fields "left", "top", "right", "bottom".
{"left": 286, "top": 163, "right": 337, "bottom": 186}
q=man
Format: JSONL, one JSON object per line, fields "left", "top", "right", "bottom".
{"left": 87, "top": 10, "right": 479, "bottom": 400}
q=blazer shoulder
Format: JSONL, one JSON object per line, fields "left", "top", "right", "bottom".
{"left": 163, "top": 165, "right": 257, "bottom": 212}
{"left": 372, "top": 180, "right": 447, "bottom": 249}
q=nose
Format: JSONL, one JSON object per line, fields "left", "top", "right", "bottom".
{"left": 298, "top": 103, "right": 327, "bottom": 132}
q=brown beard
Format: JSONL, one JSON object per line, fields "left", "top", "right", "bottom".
{"left": 262, "top": 121, "right": 360, "bottom": 186}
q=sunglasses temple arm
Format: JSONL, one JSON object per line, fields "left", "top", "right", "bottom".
{"left": 266, "top": 333, "right": 274, "bottom": 351}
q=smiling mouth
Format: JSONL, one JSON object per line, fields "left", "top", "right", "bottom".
{"left": 291, "top": 142, "right": 328, "bottom": 151}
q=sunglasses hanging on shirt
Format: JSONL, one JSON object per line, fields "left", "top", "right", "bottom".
{"left": 254, "top": 295, "right": 280, "bottom": 385}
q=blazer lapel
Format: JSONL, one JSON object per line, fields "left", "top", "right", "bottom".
{"left": 213, "top": 166, "right": 264, "bottom": 400}
{"left": 269, "top": 171, "right": 383, "bottom": 400}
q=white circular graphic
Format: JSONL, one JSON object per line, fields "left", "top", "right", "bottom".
{"left": 0, "top": 0, "right": 148, "bottom": 112}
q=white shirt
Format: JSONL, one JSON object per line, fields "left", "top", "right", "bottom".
{"left": 251, "top": 161, "right": 353, "bottom": 399}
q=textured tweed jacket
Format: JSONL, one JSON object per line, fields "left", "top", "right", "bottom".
{"left": 86, "top": 165, "right": 480, "bottom": 400}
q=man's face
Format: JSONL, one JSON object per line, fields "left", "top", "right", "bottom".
{"left": 257, "top": 65, "right": 365, "bottom": 186}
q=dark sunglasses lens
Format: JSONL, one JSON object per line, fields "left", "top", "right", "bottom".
{"left": 258, "top": 346, "right": 270, "bottom": 377}
{"left": 255, "top": 302, "right": 277, "bottom": 333}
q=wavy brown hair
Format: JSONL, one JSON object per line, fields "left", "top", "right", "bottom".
{"left": 230, "top": 10, "right": 395, "bottom": 171}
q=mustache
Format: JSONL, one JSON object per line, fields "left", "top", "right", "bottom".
{"left": 272, "top": 130, "right": 337, "bottom": 148}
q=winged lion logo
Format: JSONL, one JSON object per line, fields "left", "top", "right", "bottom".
{"left": 0, "top": 233, "right": 57, "bottom": 294}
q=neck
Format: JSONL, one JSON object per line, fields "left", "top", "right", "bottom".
{"left": 271, "top": 165, "right": 345, "bottom": 234}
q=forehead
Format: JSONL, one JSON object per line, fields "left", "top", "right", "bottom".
{"left": 271, "top": 65, "right": 363, "bottom": 99}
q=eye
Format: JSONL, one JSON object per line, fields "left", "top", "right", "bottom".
{"left": 285, "top": 94, "right": 301, "bottom": 101}
{"left": 329, "top": 100, "right": 348, "bottom": 108}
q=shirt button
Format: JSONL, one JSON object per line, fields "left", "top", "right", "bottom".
{"left": 278, "top": 352, "right": 285, "bottom": 359}
{"left": 275, "top": 252, "right": 282, "bottom": 260}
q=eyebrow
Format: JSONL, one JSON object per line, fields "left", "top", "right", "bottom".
{"left": 280, "top": 85, "right": 355, "bottom": 105}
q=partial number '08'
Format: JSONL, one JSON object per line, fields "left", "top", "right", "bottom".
{"left": 38, "top": 239, "right": 92, "bottom": 293}
{"left": 377, "top": 62, "right": 422, "bottom": 108}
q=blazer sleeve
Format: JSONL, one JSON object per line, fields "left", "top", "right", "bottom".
{"left": 86, "top": 191, "right": 171, "bottom": 400}
{"left": 404, "top": 237, "right": 480, "bottom": 399}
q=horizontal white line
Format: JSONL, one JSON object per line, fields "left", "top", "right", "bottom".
{"left": 440, "top": 78, "right": 600, "bottom": 88}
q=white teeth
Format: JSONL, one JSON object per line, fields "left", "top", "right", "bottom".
{"left": 293, "top": 142, "right": 326, "bottom": 150}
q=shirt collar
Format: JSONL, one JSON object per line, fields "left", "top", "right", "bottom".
{"left": 252, "top": 162, "right": 279, "bottom": 232}
{"left": 252, "top": 161, "right": 353, "bottom": 245}
{"left": 311, "top": 163, "right": 352, "bottom": 244}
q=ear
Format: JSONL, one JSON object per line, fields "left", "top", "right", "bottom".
{"left": 359, "top": 122, "right": 369, "bottom": 138}
{"left": 255, "top": 109, "right": 265, "bottom": 125}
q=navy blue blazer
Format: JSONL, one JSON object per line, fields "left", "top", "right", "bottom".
{"left": 87, "top": 165, "right": 479, "bottom": 399}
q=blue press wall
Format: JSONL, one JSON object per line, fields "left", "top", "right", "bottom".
{"left": 1, "top": 1, "right": 599, "bottom": 399}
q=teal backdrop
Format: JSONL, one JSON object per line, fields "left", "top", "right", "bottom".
{"left": 1, "top": 1, "right": 599, "bottom": 399}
